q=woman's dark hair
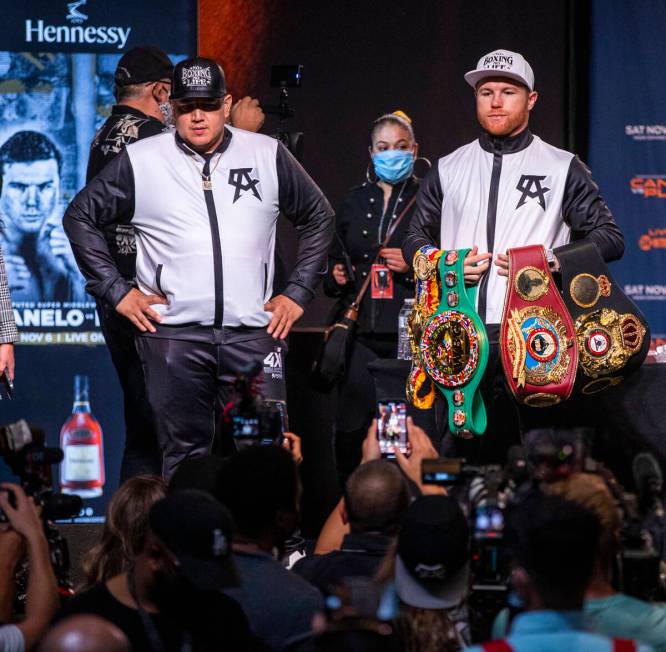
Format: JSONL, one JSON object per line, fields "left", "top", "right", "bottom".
{"left": 80, "top": 475, "right": 167, "bottom": 590}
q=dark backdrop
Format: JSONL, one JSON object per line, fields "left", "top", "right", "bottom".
{"left": 200, "top": 0, "right": 575, "bottom": 327}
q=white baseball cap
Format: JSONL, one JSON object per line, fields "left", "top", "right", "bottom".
{"left": 464, "top": 49, "right": 535, "bottom": 91}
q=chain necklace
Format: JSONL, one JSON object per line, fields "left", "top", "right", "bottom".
{"left": 185, "top": 151, "right": 223, "bottom": 191}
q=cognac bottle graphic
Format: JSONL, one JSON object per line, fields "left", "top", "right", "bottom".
{"left": 60, "top": 375, "right": 105, "bottom": 498}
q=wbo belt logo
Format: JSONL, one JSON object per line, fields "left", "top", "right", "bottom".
{"left": 228, "top": 168, "right": 261, "bottom": 203}
{"left": 515, "top": 174, "right": 550, "bottom": 210}
{"left": 630, "top": 176, "right": 666, "bottom": 198}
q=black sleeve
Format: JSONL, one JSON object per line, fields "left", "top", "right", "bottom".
{"left": 63, "top": 148, "right": 135, "bottom": 307}
{"left": 556, "top": 156, "right": 625, "bottom": 262}
{"left": 322, "top": 194, "right": 355, "bottom": 299}
{"left": 276, "top": 143, "right": 335, "bottom": 308}
{"left": 401, "top": 163, "right": 443, "bottom": 268}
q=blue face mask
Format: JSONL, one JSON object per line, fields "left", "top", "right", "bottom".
{"left": 372, "top": 149, "right": 414, "bottom": 184}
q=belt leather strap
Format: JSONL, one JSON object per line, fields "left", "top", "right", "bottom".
{"left": 500, "top": 244, "right": 578, "bottom": 407}
{"left": 418, "top": 248, "right": 489, "bottom": 437}
{"left": 556, "top": 240, "right": 650, "bottom": 395}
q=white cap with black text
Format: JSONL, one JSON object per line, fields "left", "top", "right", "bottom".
{"left": 464, "top": 49, "right": 535, "bottom": 91}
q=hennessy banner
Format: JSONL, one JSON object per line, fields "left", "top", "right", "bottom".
{"left": 0, "top": 0, "right": 195, "bottom": 520}
{"left": 588, "top": 0, "right": 666, "bottom": 349}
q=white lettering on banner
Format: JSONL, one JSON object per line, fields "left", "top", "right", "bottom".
{"left": 13, "top": 309, "right": 86, "bottom": 328}
{"left": 624, "top": 284, "right": 666, "bottom": 301}
{"left": 625, "top": 124, "right": 666, "bottom": 141}
{"left": 25, "top": 19, "right": 131, "bottom": 49}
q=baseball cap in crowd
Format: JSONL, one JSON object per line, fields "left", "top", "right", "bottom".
{"left": 464, "top": 49, "right": 535, "bottom": 91}
{"left": 170, "top": 56, "right": 227, "bottom": 100}
{"left": 114, "top": 46, "right": 173, "bottom": 86}
{"left": 149, "top": 489, "right": 239, "bottom": 591}
{"left": 395, "top": 495, "right": 470, "bottom": 609}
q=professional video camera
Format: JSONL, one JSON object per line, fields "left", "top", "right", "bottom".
{"left": 0, "top": 420, "right": 82, "bottom": 601}
{"left": 219, "top": 362, "right": 288, "bottom": 451}
{"left": 263, "top": 64, "right": 304, "bottom": 160}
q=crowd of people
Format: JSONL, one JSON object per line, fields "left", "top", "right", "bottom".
{"left": 2, "top": 419, "right": 666, "bottom": 651}
{"left": 0, "top": 39, "right": 662, "bottom": 652}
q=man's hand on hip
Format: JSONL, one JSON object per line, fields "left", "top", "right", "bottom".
{"left": 115, "top": 288, "right": 168, "bottom": 333}
{"left": 264, "top": 295, "right": 303, "bottom": 340}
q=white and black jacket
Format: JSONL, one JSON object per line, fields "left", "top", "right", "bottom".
{"left": 64, "top": 127, "right": 334, "bottom": 335}
{"left": 402, "top": 129, "right": 624, "bottom": 325}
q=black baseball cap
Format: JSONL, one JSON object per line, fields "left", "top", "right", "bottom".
{"left": 149, "top": 489, "right": 239, "bottom": 591}
{"left": 395, "top": 495, "right": 470, "bottom": 609}
{"left": 114, "top": 46, "right": 173, "bottom": 86}
{"left": 170, "top": 56, "right": 227, "bottom": 100}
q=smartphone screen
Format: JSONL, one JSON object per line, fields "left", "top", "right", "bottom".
{"left": 232, "top": 415, "right": 260, "bottom": 439}
{"left": 376, "top": 400, "right": 408, "bottom": 457}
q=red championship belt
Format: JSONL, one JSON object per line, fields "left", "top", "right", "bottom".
{"left": 500, "top": 245, "right": 578, "bottom": 407}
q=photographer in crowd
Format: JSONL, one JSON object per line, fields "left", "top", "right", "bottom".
{"left": 292, "top": 458, "right": 409, "bottom": 595}
{"left": 0, "top": 483, "right": 59, "bottom": 652}
{"left": 467, "top": 492, "right": 649, "bottom": 652}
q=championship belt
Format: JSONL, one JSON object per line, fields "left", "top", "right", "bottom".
{"left": 555, "top": 240, "right": 650, "bottom": 395}
{"left": 500, "top": 245, "right": 578, "bottom": 407}
{"left": 406, "top": 246, "right": 443, "bottom": 410}
{"left": 418, "top": 249, "right": 489, "bottom": 437}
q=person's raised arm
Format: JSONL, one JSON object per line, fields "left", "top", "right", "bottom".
{"left": 0, "top": 483, "right": 58, "bottom": 651}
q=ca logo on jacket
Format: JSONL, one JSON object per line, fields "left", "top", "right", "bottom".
{"left": 228, "top": 168, "right": 262, "bottom": 203}
{"left": 516, "top": 174, "right": 550, "bottom": 210}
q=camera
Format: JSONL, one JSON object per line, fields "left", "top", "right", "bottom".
{"left": 264, "top": 64, "right": 304, "bottom": 160}
{"left": 223, "top": 363, "right": 287, "bottom": 450}
{"left": 0, "top": 419, "right": 83, "bottom": 601}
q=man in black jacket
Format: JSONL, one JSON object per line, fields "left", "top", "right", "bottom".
{"left": 65, "top": 56, "right": 333, "bottom": 479}
{"left": 402, "top": 49, "right": 624, "bottom": 460}
{"left": 88, "top": 47, "right": 268, "bottom": 480}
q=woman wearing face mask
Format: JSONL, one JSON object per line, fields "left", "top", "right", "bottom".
{"left": 324, "top": 110, "right": 423, "bottom": 483}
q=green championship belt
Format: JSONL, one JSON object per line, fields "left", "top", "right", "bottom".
{"left": 418, "top": 249, "right": 489, "bottom": 437}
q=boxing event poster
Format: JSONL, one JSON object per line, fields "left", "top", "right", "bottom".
{"left": 0, "top": 0, "right": 195, "bottom": 520}
{"left": 588, "top": 0, "right": 666, "bottom": 350}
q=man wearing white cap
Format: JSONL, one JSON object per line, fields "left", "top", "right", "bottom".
{"left": 402, "top": 49, "right": 624, "bottom": 458}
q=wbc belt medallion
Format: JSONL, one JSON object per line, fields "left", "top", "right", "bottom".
{"left": 417, "top": 248, "right": 489, "bottom": 437}
{"left": 556, "top": 240, "right": 650, "bottom": 395}
{"left": 501, "top": 245, "right": 578, "bottom": 407}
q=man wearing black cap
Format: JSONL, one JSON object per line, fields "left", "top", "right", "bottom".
{"left": 65, "top": 56, "right": 334, "bottom": 479}
{"left": 53, "top": 490, "right": 255, "bottom": 651}
{"left": 86, "top": 49, "right": 269, "bottom": 481}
